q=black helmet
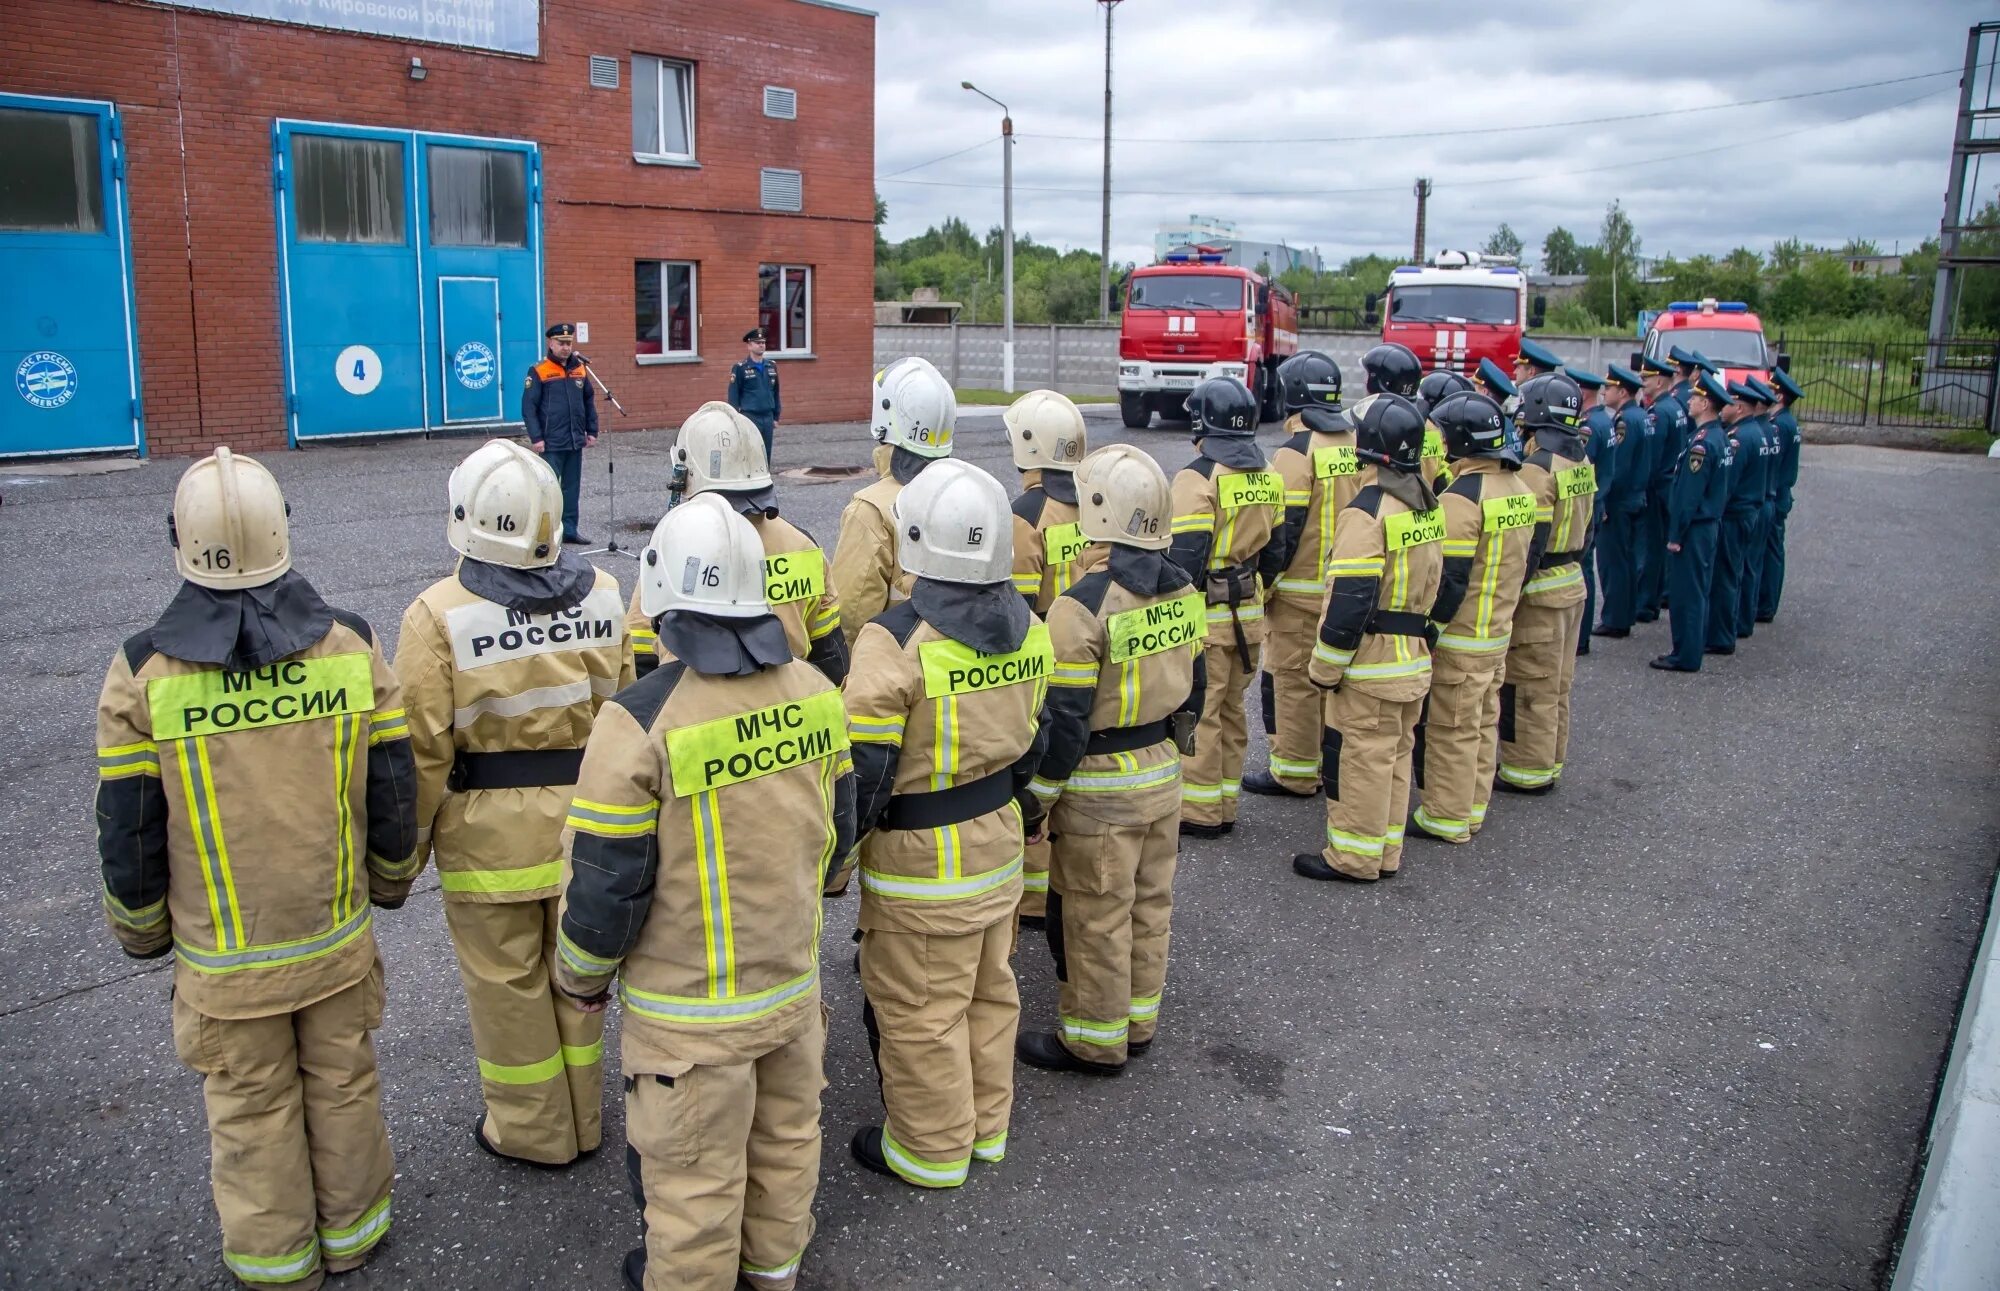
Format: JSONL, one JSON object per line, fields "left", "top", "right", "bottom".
{"left": 1430, "top": 391, "right": 1514, "bottom": 462}
{"left": 1277, "top": 350, "right": 1343, "bottom": 415}
{"left": 1185, "top": 376, "right": 1259, "bottom": 439}
{"left": 1415, "top": 370, "right": 1473, "bottom": 420}
{"left": 1361, "top": 343, "right": 1423, "bottom": 397}
{"left": 1516, "top": 372, "right": 1584, "bottom": 433}
{"left": 1354, "top": 393, "right": 1426, "bottom": 473}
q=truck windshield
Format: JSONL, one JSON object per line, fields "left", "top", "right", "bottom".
{"left": 1387, "top": 284, "right": 1518, "bottom": 325}
{"left": 1128, "top": 275, "right": 1243, "bottom": 311}
{"left": 1647, "top": 326, "right": 1768, "bottom": 369}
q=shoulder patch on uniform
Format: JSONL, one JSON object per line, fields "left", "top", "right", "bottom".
{"left": 1284, "top": 429, "right": 1312, "bottom": 455}
{"left": 121, "top": 628, "right": 157, "bottom": 674}
{"left": 1446, "top": 473, "right": 1486, "bottom": 502}
{"left": 329, "top": 607, "right": 374, "bottom": 646}
{"left": 1347, "top": 484, "right": 1385, "bottom": 518}
{"left": 613, "top": 659, "right": 683, "bottom": 731}
{"left": 524, "top": 373, "right": 536, "bottom": 388}
{"left": 1062, "top": 568, "right": 1114, "bottom": 615}
{"left": 872, "top": 599, "right": 924, "bottom": 648}
{"left": 1011, "top": 489, "right": 1048, "bottom": 526}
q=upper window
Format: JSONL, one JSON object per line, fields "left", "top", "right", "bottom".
{"left": 0, "top": 107, "right": 104, "bottom": 233}
{"left": 635, "top": 260, "right": 698, "bottom": 357}
{"left": 427, "top": 146, "right": 528, "bottom": 248}
{"left": 758, "top": 264, "right": 811, "bottom": 354}
{"left": 633, "top": 55, "right": 695, "bottom": 161}
{"left": 295, "top": 135, "right": 405, "bottom": 244}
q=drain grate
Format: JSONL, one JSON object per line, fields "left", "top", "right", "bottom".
{"left": 785, "top": 464, "right": 870, "bottom": 482}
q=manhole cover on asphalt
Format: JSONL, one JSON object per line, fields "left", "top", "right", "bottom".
{"left": 784, "top": 464, "right": 870, "bottom": 483}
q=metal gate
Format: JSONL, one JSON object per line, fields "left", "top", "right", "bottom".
{"left": 1775, "top": 336, "right": 1998, "bottom": 432}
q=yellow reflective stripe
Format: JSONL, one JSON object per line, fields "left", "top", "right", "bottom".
{"left": 175, "top": 906, "right": 371, "bottom": 974}
{"left": 1283, "top": 489, "right": 1313, "bottom": 505}
{"left": 1062, "top": 1015, "right": 1129, "bottom": 1046}
{"left": 1440, "top": 538, "right": 1479, "bottom": 558}
{"left": 1436, "top": 633, "right": 1511, "bottom": 653}
{"left": 1205, "top": 602, "right": 1263, "bottom": 624}
{"left": 224, "top": 1239, "right": 321, "bottom": 1283}
{"left": 1413, "top": 805, "right": 1471, "bottom": 837}
{"left": 1327, "top": 825, "right": 1385, "bottom": 856}
{"left": 928, "top": 694, "right": 960, "bottom": 790}
{"left": 1274, "top": 576, "right": 1325, "bottom": 595}
{"left": 566, "top": 798, "right": 660, "bottom": 837}
{"left": 807, "top": 602, "right": 841, "bottom": 637}
{"left": 1129, "top": 992, "right": 1162, "bottom": 1020}
{"left": 1051, "top": 661, "right": 1100, "bottom": 688}
{"left": 631, "top": 629, "right": 658, "bottom": 657}
{"left": 318, "top": 1195, "right": 391, "bottom": 1257}
{"left": 691, "top": 790, "right": 735, "bottom": 997}
{"left": 179, "top": 736, "right": 244, "bottom": 951}
{"left": 1028, "top": 775, "right": 1064, "bottom": 802}
{"left": 971, "top": 1131, "right": 1008, "bottom": 1163}
{"left": 1311, "top": 642, "right": 1355, "bottom": 668}
{"left": 558, "top": 928, "right": 620, "bottom": 977}
{"left": 1525, "top": 566, "right": 1584, "bottom": 594}
{"left": 1266, "top": 753, "right": 1319, "bottom": 778}
{"left": 1067, "top": 758, "right": 1179, "bottom": 793}
{"left": 1170, "top": 513, "right": 1214, "bottom": 533}
{"left": 934, "top": 822, "right": 962, "bottom": 879}
{"left": 439, "top": 860, "right": 563, "bottom": 894}
{"left": 881, "top": 1128, "right": 970, "bottom": 1187}
{"left": 620, "top": 967, "right": 818, "bottom": 1024}
{"left": 1011, "top": 572, "right": 1041, "bottom": 593}
{"left": 1498, "top": 762, "right": 1558, "bottom": 787}
{"left": 860, "top": 853, "right": 1022, "bottom": 901}
{"left": 333, "top": 713, "right": 358, "bottom": 921}
{"left": 96, "top": 742, "right": 160, "bottom": 778}
{"left": 742, "top": 1246, "right": 808, "bottom": 1282}
{"left": 479, "top": 1051, "right": 565, "bottom": 1085}
{"left": 1118, "top": 659, "right": 1140, "bottom": 726}
{"left": 1326, "top": 557, "right": 1384, "bottom": 576}
{"left": 367, "top": 708, "right": 408, "bottom": 745}
{"left": 103, "top": 888, "right": 167, "bottom": 930}
{"left": 1345, "top": 657, "right": 1432, "bottom": 680}
{"left": 1022, "top": 869, "right": 1049, "bottom": 893}
{"left": 1181, "top": 781, "right": 1221, "bottom": 803}
{"left": 564, "top": 1039, "right": 604, "bottom": 1067}
{"left": 849, "top": 714, "right": 906, "bottom": 742}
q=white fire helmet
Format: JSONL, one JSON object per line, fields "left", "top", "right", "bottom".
{"left": 674, "top": 401, "right": 773, "bottom": 496}
{"left": 171, "top": 447, "right": 292, "bottom": 590}
{"left": 873, "top": 356, "right": 956, "bottom": 459}
{"left": 892, "top": 458, "right": 1013, "bottom": 585}
{"left": 638, "top": 493, "right": 769, "bottom": 619}
{"left": 447, "top": 438, "right": 563, "bottom": 569}
{"left": 1003, "top": 388, "right": 1088, "bottom": 472}
{"left": 1073, "top": 444, "right": 1172, "bottom": 551}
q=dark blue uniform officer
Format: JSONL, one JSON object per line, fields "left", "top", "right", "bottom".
{"left": 1733, "top": 378, "right": 1780, "bottom": 639}
{"left": 1708, "top": 380, "right": 1768, "bottom": 654}
{"left": 1757, "top": 369, "right": 1805, "bottom": 623}
{"left": 1514, "top": 337, "right": 1565, "bottom": 385}
{"left": 1652, "top": 373, "right": 1734, "bottom": 672}
{"left": 1592, "top": 364, "right": 1651, "bottom": 638}
{"left": 727, "top": 327, "right": 782, "bottom": 462}
{"left": 522, "top": 322, "right": 598, "bottom": 543}
{"left": 1636, "top": 355, "right": 1689, "bottom": 622}
{"left": 1568, "top": 368, "right": 1615, "bottom": 655}
{"left": 1474, "top": 356, "right": 1522, "bottom": 455}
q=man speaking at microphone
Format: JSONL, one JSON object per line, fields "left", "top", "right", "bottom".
{"left": 523, "top": 322, "right": 599, "bottom": 545}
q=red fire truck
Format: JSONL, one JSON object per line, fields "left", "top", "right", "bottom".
{"left": 1368, "top": 250, "right": 1545, "bottom": 376}
{"left": 1640, "top": 298, "right": 1780, "bottom": 389}
{"left": 1116, "top": 248, "right": 1298, "bottom": 429}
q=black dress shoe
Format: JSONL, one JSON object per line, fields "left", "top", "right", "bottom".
{"left": 1649, "top": 656, "right": 1698, "bottom": 672}
{"left": 1180, "top": 821, "right": 1229, "bottom": 840}
{"left": 1755, "top": 614, "right": 1775, "bottom": 624}
{"left": 1590, "top": 625, "right": 1630, "bottom": 638}
{"left": 1291, "top": 852, "right": 1374, "bottom": 883}
{"left": 850, "top": 1126, "right": 898, "bottom": 1179}
{"left": 622, "top": 1248, "right": 645, "bottom": 1291}
{"left": 1576, "top": 643, "right": 1591, "bottom": 656}
{"left": 1016, "top": 1030, "right": 1123, "bottom": 1076}
{"left": 562, "top": 532, "right": 591, "bottom": 545}
{"left": 1241, "top": 770, "right": 1313, "bottom": 798}
{"left": 1704, "top": 645, "right": 1735, "bottom": 656}
{"left": 1634, "top": 611, "right": 1658, "bottom": 623}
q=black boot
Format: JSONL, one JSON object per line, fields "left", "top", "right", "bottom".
{"left": 621, "top": 1248, "right": 646, "bottom": 1291}
{"left": 1179, "top": 820, "right": 1229, "bottom": 840}
{"left": 1649, "top": 656, "right": 1697, "bottom": 672}
{"left": 1291, "top": 852, "right": 1375, "bottom": 883}
{"left": 1590, "top": 624, "right": 1630, "bottom": 639}
{"left": 1241, "top": 770, "right": 1312, "bottom": 798}
{"left": 850, "top": 1126, "right": 898, "bottom": 1180}
{"left": 1016, "top": 1029, "right": 1123, "bottom": 1076}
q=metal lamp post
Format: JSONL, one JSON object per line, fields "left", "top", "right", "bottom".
{"left": 963, "top": 81, "right": 1014, "bottom": 393}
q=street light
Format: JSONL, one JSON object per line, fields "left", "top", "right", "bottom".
{"left": 963, "top": 80, "right": 1015, "bottom": 394}
{"left": 1098, "top": 0, "right": 1122, "bottom": 322}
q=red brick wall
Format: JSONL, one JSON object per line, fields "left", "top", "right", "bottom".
{"left": 0, "top": 0, "right": 875, "bottom": 456}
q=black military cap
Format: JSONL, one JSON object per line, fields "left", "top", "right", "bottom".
{"left": 1565, "top": 367, "right": 1606, "bottom": 390}
{"left": 1639, "top": 354, "right": 1677, "bottom": 377}
{"left": 744, "top": 327, "right": 767, "bottom": 343}
{"left": 1605, "top": 364, "right": 1644, "bottom": 392}
{"left": 1690, "top": 372, "right": 1733, "bottom": 406}
{"left": 545, "top": 322, "right": 576, "bottom": 340}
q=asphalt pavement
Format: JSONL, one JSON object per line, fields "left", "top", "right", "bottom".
{"left": 1, "top": 410, "right": 1996, "bottom": 1291}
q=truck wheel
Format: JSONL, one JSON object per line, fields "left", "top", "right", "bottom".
{"left": 1257, "top": 363, "right": 1283, "bottom": 424}
{"left": 1120, "top": 392, "right": 1152, "bottom": 430}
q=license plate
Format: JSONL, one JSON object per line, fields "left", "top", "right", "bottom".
{"left": 1163, "top": 376, "right": 1196, "bottom": 388}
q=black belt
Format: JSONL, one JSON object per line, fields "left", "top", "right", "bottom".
{"left": 1086, "top": 719, "right": 1171, "bottom": 755}
{"left": 1368, "top": 610, "right": 1432, "bottom": 638}
{"left": 880, "top": 769, "right": 1017, "bottom": 831}
{"left": 448, "top": 748, "right": 585, "bottom": 792}
{"left": 1537, "top": 549, "right": 1584, "bottom": 570}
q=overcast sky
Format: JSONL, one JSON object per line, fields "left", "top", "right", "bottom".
{"left": 869, "top": 0, "right": 1993, "bottom": 268}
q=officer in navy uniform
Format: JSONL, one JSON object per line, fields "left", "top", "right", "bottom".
{"left": 1472, "top": 357, "right": 1522, "bottom": 459}
{"left": 1707, "top": 380, "right": 1766, "bottom": 656}
{"left": 1635, "top": 355, "right": 1689, "bottom": 624}
{"left": 1758, "top": 369, "right": 1806, "bottom": 623}
{"left": 728, "top": 327, "right": 782, "bottom": 464}
{"left": 1513, "top": 337, "right": 1564, "bottom": 386}
{"left": 1591, "top": 365, "right": 1650, "bottom": 639}
{"left": 1651, "top": 372, "right": 1734, "bottom": 672}
{"left": 522, "top": 323, "right": 598, "bottom": 544}
{"left": 1568, "top": 368, "right": 1614, "bottom": 655}
{"left": 1733, "top": 377, "right": 1781, "bottom": 640}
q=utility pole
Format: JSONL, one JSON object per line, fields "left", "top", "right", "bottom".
{"left": 1098, "top": 0, "right": 1123, "bottom": 321}
{"left": 964, "top": 82, "right": 1015, "bottom": 391}
{"left": 1412, "top": 177, "right": 1432, "bottom": 263}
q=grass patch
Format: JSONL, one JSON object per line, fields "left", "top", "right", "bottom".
{"left": 955, "top": 388, "right": 1117, "bottom": 406}
{"left": 1935, "top": 427, "right": 1996, "bottom": 453}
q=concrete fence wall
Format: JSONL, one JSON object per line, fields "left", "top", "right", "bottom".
{"left": 875, "top": 324, "right": 1637, "bottom": 397}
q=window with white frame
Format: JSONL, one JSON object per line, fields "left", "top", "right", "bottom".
{"left": 757, "top": 265, "right": 811, "bottom": 354}
{"left": 635, "top": 261, "right": 697, "bottom": 357}
{"left": 632, "top": 55, "right": 695, "bottom": 162}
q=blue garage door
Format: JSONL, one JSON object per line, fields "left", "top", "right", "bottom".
{"left": 275, "top": 122, "right": 540, "bottom": 443}
{"left": 0, "top": 94, "right": 142, "bottom": 456}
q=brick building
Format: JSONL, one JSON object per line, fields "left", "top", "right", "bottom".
{"left": 0, "top": 0, "right": 876, "bottom": 458}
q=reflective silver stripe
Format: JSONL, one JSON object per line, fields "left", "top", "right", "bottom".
{"left": 178, "top": 737, "right": 238, "bottom": 951}
{"left": 318, "top": 1195, "right": 391, "bottom": 1255}
{"left": 175, "top": 907, "right": 371, "bottom": 973}
{"left": 453, "top": 679, "right": 595, "bottom": 727}
{"left": 621, "top": 968, "right": 818, "bottom": 1023}
{"left": 1067, "top": 760, "right": 1180, "bottom": 793}
{"left": 695, "top": 791, "right": 732, "bottom": 995}
{"left": 333, "top": 713, "right": 358, "bottom": 920}
{"left": 859, "top": 854, "right": 1023, "bottom": 901}
{"left": 566, "top": 800, "right": 660, "bottom": 830}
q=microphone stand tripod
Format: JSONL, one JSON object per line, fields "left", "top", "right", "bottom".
{"left": 574, "top": 355, "right": 639, "bottom": 560}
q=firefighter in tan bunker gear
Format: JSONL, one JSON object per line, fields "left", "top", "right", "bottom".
{"left": 844, "top": 459, "right": 1052, "bottom": 1188}
{"left": 1408, "top": 394, "right": 1537, "bottom": 846}
{"left": 1015, "top": 445, "right": 1205, "bottom": 1073}
{"left": 393, "top": 439, "right": 631, "bottom": 1165}
{"left": 1003, "top": 387, "right": 1099, "bottom": 925}
{"left": 1500, "top": 372, "right": 1597, "bottom": 791}
{"left": 1169, "top": 378, "right": 1288, "bottom": 838}
{"left": 831, "top": 357, "right": 956, "bottom": 646}
{"left": 554, "top": 494, "right": 856, "bottom": 1291}
{"left": 1295, "top": 394, "right": 1444, "bottom": 884}
{"left": 94, "top": 448, "right": 420, "bottom": 1290}
{"left": 1245, "top": 351, "right": 1357, "bottom": 799}
{"left": 626, "top": 402, "right": 845, "bottom": 684}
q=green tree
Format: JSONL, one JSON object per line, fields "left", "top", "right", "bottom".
{"left": 1839, "top": 237, "right": 1882, "bottom": 258}
{"left": 1582, "top": 201, "right": 1643, "bottom": 325}
{"left": 1542, "top": 226, "right": 1587, "bottom": 275}
{"left": 1769, "top": 237, "right": 1808, "bottom": 274}
{"left": 1483, "top": 222, "right": 1524, "bottom": 260}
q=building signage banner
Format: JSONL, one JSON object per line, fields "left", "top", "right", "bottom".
{"left": 157, "top": 0, "right": 538, "bottom": 56}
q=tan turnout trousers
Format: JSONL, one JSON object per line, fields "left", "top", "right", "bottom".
{"left": 171, "top": 962, "right": 394, "bottom": 1290}
{"left": 625, "top": 1006, "right": 826, "bottom": 1291}
{"left": 1050, "top": 807, "right": 1179, "bottom": 1064}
